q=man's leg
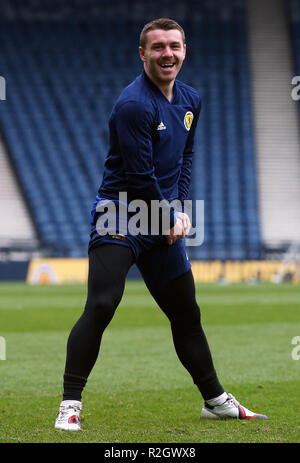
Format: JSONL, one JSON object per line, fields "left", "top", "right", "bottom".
{"left": 137, "top": 238, "right": 268, "bottom": 420}
{"left": 149, "top": 269, "right": 225, "bottom": 400}
{"left": 136, "top": 238, "right": 223, "bottom": 400}
{"left": 62, "top": 243, "right": 134, "bottom": 401}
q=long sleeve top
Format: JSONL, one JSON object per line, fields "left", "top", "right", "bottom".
{"left": 91, "top": 70, "right": 201, "bottom": 234}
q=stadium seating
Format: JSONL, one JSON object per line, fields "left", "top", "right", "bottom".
{"left": 289, "top": 0, "right": 300, "bottom": 76}
{"left": 0, "top": 0, "right": 262, "bottom": 259}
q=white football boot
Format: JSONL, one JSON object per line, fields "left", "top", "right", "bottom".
{"left": 201, "top": 393, "right": 268, "bottom": 420}
{"left": 54, "top": 400, "right": 82, "bottom": 430}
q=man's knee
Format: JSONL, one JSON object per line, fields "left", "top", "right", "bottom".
{"left": 85, "top": 285, "right": 123, "bottom": 328}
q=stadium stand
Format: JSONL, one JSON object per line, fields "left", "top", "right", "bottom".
{"left": 247, "top": 0, "right": 300, "bottom": 252}
{"left": 0, "top": 134, "right": 37, "bottom": 247}
{"left": 0, "top": 0, "right": 262, "bottom": 259}
{"left": 289, "top": 0, "right": 300, "bottom": 75}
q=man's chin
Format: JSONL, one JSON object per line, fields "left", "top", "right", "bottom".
{"left": 145, "top": 67, "right": 179, "bottom": 86}
{"left": 159, "top": 66, "right": 178, "bottom": 77}
{"left": 157, "top": 70, "right": 178, "bottom": 84}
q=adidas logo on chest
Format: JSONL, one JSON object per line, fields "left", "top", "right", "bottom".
{"left": 156, "top": 121, "right": 166, "bottom": 131}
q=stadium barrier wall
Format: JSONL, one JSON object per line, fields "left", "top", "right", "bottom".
{"left": 26, "top": 258, "right": 142, "bottom": 284}
{"left": 0, "top": 261, "right": 29, "bottom": 281}
{"left": 25, "top": 258, "right": 300, "bottom": 284}
{"left": 190, "top": 260, "right": 299, "bottom": 283}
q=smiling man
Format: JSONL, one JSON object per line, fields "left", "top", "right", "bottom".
{"left": 54, "top": 18, "right": 268, "bottom": 431}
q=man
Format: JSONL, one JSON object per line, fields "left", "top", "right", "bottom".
{"left": 55, "top": 18, "right": 267, "bottom": 430}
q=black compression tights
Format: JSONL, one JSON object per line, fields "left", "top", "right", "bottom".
{"left": 63, "top": 244, "right": 224, "bottom": 401}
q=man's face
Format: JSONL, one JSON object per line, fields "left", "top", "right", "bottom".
{"left": 139, "top": 29, "right": 186, "bottom": 86}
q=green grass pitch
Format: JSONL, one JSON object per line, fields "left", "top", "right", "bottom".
{"left": 0, "top": 280, "right": 300, "bottom": 443}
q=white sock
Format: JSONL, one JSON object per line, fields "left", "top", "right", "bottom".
{"left": 60, "top": 400, "right": 82, "bottom": 407}
{"left": 206, "top": 392, "right": 228, "bottom": 407}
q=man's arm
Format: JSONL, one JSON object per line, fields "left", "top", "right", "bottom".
{"left": 177, "top": 100, "right": 202, "bottom": 203}
{"left": 165, "top": 100, "right": 202, "bottom": 245}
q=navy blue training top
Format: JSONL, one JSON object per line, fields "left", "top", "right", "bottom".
{"left": 91, "top": 70, "right": 202, "bottom": 231}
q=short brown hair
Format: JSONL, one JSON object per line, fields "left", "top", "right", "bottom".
{"left": 139, "top": 18, "right": 185, "bottom": 49}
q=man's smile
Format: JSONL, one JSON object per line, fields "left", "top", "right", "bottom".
{"left": 159, "top": 63, "right": 176, "bottom": 68}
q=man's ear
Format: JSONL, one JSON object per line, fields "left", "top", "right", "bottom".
{"left": 183, "top": 43, "right": 186, "bottom": 61}
{"left": 139, "top": 46, "right": 146, "bottom": 62}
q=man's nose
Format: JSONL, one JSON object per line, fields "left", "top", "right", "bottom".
{"left": 162, "top": 46, "right": 173, "bottom": 57}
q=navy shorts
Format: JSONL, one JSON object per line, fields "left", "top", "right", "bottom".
{"left": 88, "top": 195, "right": 191, "bottom": 294}
{"left": 89, "top": 233, "right": 191, "bottom": 296}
